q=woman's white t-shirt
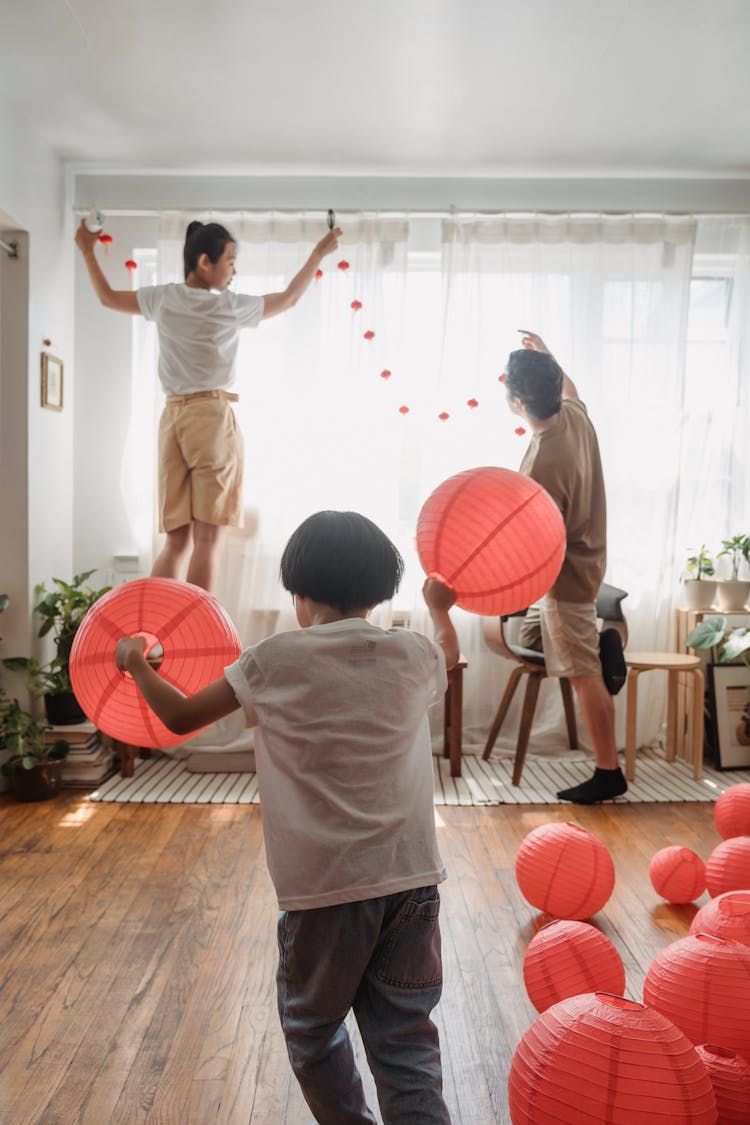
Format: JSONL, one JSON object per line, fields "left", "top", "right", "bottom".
{"left": 137, "top": 283, "right": 264, "bottom": 395}
{"left": 225, "top": 618, "right": 448, "bottom": 910}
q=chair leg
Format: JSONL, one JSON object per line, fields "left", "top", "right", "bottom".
{"left": 559, "top": 678, "right": 578, "bottom": 749}
{"left": 512, "top": 673, "right": 543, "bottom": 786}
{"left": 691, "top": 666, "right": 705, "bottom": 780}
{"left": 483, "top": 665, "right": 524, "bottom": 760}
{"left": 625, "top": 668, "right": 641, "bottom": 781}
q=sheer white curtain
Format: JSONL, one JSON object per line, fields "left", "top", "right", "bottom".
{"left": 437, "top": 213, "right": 697, "bottom": 754}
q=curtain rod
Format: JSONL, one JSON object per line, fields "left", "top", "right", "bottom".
{"left": 0, "top": 236, "right": 18, "bottom": 258}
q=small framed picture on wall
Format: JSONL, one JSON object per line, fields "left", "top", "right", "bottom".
{"left": 709, "top": 663, "right": 750, "bottom": 769}
{"left": 41, "top": 352, "right": 63, "bottom": 411}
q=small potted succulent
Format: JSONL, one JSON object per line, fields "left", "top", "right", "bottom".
{"left": 682, "top": 545, "right": 717, "bottom": 611}
{"left": 716, "top": 534, "right": 750, "bottom": 612}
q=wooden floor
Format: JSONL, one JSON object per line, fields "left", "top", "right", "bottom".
{"left": 0, "top": 790, "right": 717, "bottom": 1124}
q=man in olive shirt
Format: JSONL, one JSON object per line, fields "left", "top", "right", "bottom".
{"left": 505, "top": 330, "right": 627, "bottom": 804}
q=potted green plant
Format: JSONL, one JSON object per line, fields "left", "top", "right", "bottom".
{"left": 2, "top": 570, "right": 111, "bottom": 724}
{"left": 682, "top": 545, "right": 718, "bottom": 611}
{"left": 685, "top": 615, "right": 750, "bottom": 750}
{"left": 716, "top": 534, "right": 750, "bottom": 612}
{"left": 0, "top": 696, "right": 69, "bottom": 801}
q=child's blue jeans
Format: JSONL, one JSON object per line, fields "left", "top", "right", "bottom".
{"left": 276, "top": 884, "right": 451, "bottom": 1124}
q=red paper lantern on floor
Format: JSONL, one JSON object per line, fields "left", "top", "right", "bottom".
{"left": 70, "top": 578, "right": 241, "bottom": 749}
{"left": 643, "top": 932, "right": 750, "bottom": 1058}
{"left": 690, "top": 890, "right": 750, "bottom": 947}
{"left": 508, "top": 992, "right": 717, "bottom": 1124}
{"left": 695, "top": 1044, "right": 750, "bottom": 1125}
{"left": 416, "top": 466, "right": 565, "bottom": 616}
{"left": 705, "top": 836, "right": 750, "bottom": 897}
{"left": 523, "top": 920, "right": 625, "bottom": 1013}
{"left": 715, "top": 783, "right": 750, "bottom": 839}
{"left": 515, "top": 822, "right": 616, "bottom": 921}
{"left": 649, "top": 845, "right": 706, "bottom": 903}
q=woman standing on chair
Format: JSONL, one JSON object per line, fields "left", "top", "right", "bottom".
{"left": 75, "top": 218, "right": 341, "bottom": 592}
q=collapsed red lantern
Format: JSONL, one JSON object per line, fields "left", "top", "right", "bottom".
{"left": 643, "top": 932, "right": 750, "bottom": 1058}
{"left": 705, "top": 836, "right": 750, "bottom": 897}
{"left": 508, "top": 993, "right": 717, "bottom": 1124}
{"left": 695, "top": 1044, "right": 750, "bottom": 1125}
{"left": 70, "top": 578, "right": 241, "bottom": 749}
{"left": 523, "top": 920, "right": 625, "bottom": 1013}
{"left": 690, "top": 890, "right": 750, "bottom": 947}
{"left": 714, "top": 783, "right": 750, "bottom": 839}
{"left": 515, "top": 822, "right": 615, "bottom": 921}
{"left": 416, "top": 466, "right": 565, "bottom": 616}
{"left": 649, "top": 845, "right": 706, "bottom": 904}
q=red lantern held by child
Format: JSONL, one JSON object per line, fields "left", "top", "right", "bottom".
{"left": 70, "top": 578, "right": 241, "bottom": 749}
{"left": 416, "top": 466, "right": 565, "bottom": 617}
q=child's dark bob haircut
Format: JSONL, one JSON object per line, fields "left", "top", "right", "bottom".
{"left": 505, "top": 348, "right": 564, "bottom": 421}
{"left": 280, "top": 511, "right": 404, "bottom": 614}
{"left": 183, "top": 220, "right": 235, "bottom": 280}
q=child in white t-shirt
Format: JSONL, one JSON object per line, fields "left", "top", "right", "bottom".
{"left": 115, "top": 510, "right": 458, "bottom": 1124}
{"left": 75, "top": 218, "right": 341, "bottom": 592}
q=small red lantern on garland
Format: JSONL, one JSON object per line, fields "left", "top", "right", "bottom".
{"left": 514, "top": 426, "right": 527, "bottom": 436}
{"left": 508, "top": 993, "right": 717, "bottom": 1124}
{"left": 523, "top": 920, "right": 625, "bottom": 1013}
{"left": 337, "top": 260, "right": 349, "bottom": 271}
{"left": 380, "top": 369, "right": 392, "bottom": 380}
{"left": 398, "top": 405, "right": 409, "bottom": 415}
{"left": 351, "top": 300, "right": 362, "bottom": 311}
{"left": 438, "top": 412, "right": 450, "bottom": 422}
{"left": 363, "top": 330, "right": 375, "bottom": 341}
{"left": 314, "top": 268, "right": 323, "bottom": 281}
{"left": 467, "top": 398, "right": 478, "bottom": 409}
{"left": 98, "top": 233, "right": 112, "bottom": 253}
{"left": 498, "top": 373, "right": 506, "bottom": 383}
{"left": 124, "top": 259, "right": 137, "bottom": 274}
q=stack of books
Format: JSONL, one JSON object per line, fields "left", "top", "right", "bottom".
{"left": 45, "top": 721, "right": 117, "bottom": 788}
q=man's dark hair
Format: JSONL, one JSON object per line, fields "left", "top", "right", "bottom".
{"left": 280, "top": 511, "right": 404, "bottom": 614}
{"left": 505, "top": 349, "right": 564, "bottom": 420}
{"left": 183, "top": 221, "right": 236, "bottom": 280}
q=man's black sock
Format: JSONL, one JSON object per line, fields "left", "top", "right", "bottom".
{"left": 556, "top": 766, "right": 628, "bottom": 805}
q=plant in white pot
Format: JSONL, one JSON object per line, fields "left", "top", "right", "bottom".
{"left": 716, "top": 534, "right": 750, "bottom": 612}
{"left": 682, "top": 545, "right": 717, "bottom": 610}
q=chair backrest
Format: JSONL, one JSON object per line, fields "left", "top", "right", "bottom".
{"left": 596, "top": 583, "right": 629, "bottom": 646}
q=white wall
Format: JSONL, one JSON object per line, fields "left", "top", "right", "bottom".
{"left": 0, "top": 104, "right": 75, "bottom": 684}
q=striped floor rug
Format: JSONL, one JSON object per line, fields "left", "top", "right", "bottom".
{"left": 88, "top": 747, "right": 750, "bottom": 806}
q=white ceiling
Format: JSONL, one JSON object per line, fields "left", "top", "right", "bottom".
{"left": 3, "top": 0, "right": 750, "bottom": 177}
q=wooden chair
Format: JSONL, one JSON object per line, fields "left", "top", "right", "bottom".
{"left": 443, "top": 655, "right": 468, "bottom": 778}
{"left": 482, "top": 584, "right": 628, "bottom": 785}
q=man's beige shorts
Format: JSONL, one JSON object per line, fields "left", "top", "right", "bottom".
{"left": 158, "top": 390, "right": 243, "bottom": 532}
{"left": 518, "top": 595, "right": 601, "bottom": 678}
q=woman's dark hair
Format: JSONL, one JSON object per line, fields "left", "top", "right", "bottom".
{"left": 183, "top": 221, "right": 236, "bottom": 280}
{"left": 280, "top": 511, "right": 404, "bottom": 614}
{"left": 505, "top": 349, "right": 564, "bottom": 420}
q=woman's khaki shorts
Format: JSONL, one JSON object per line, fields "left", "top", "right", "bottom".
{"left": 158, "top": 390, "right": 243, "bottom": 532}
{"left": 518, "top": 595, "right": 601, "bottom": 678}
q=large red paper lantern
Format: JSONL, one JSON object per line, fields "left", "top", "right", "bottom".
{"left": 643, "top": 932, "right": 750, "bottom": 1058}
{"left": 70, "top": 578, "right": 241, "bottom": 748}
{"left": 508, "top": 992, "right": 717, "bottom": 1124}
{"left": 523, "top": 920, "right": 625, "bottom": 1013}
{"left": 715, "top": 783, "right": 750, "bottom": 840}
{"left": 695, "top": 1044, "right": 750, "bottom": 1124}
{"left": 416, "top": 466, "right": 565, "bottom": 616}
{"left": 705, "top": 836, "right": 750, "bottom": 898}
{"left": 690, "top": 890, "right": 750, "bottom": 947}
{"left": 649, "top": 845, "right": 706, "bottom": 904}
{"left": 515, "top": 822, "right": 616, "bottom": 921}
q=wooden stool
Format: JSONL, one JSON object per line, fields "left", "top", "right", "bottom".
{"left": 444, "top": 655, "right": 468, "bottom": 778}
{"left": 624, "top": 652, "right": 705, "bottom": 781}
